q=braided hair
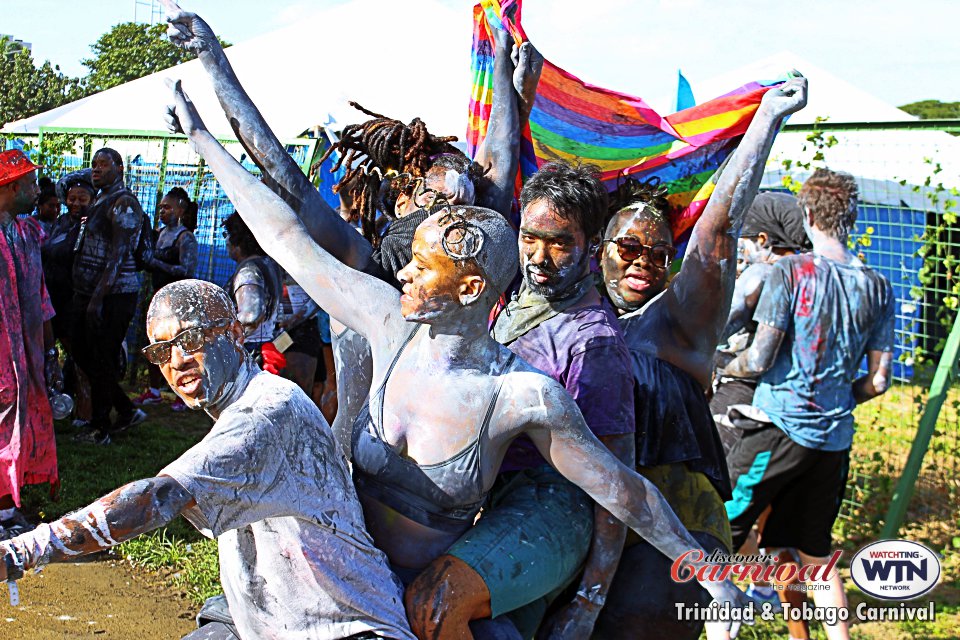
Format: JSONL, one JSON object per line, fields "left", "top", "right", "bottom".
{"left": 314, "top": 102, "right": 470, "bottom": 245}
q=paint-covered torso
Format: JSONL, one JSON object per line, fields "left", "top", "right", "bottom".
{"left": 752, "top": 253, "right": 895, "bottom": 451}
{"left": 228, "top": 256, "right": 281, "bottom": 344}
{"left": 40, "top": 213, "right": 83, "bottom": 292}
{"left": 0, "top": 216, "right": 58, "bottom": 505}
{"left": 161, "top": 364, "right": 414, "bottom": 640}
{"left": 152, "top": 223, "right": 197, "bottom": 290}
{"left": 349, "top": 326, "right": 515, "bottom": 571}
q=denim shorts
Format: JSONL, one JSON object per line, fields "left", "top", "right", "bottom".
{"left": 445, "top": 465, "right": 593, "bottom": 618}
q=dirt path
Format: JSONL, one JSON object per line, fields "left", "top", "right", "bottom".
{"left": 2, "top": 556, "right": 198, "bottom": 639}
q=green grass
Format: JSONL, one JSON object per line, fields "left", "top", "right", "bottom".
{"left": 121, "top": 532, "right": 221, "bottom": 604}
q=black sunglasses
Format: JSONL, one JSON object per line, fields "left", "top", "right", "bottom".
{"left": 604, "top": 237, "right": 676, "bottom": 269}
{"left": 142, "top": 319, "right": 232, "bottom": 365}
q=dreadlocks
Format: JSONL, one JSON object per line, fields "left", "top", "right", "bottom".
{"left": 315, "top": 102, "right": 465, "bottom": 245}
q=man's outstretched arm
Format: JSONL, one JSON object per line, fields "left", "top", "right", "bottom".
{"left": 0, "top": 477, "right": 193, "bottom": 579}
{"left": 163, "top": 1, "right": 372, "bottom": 269}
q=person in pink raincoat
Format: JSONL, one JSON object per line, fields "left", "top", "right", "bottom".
{"left": 0, "top": 150, "right": 61, "bottom": 537}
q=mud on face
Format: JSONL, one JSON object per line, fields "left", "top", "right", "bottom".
{"left": 146, "top": 280, "right": 246, "bottom": 409}
{"left": 601, "top": 206, "right": 674, "bottom": 313}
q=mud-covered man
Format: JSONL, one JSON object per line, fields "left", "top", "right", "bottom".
{"left": 0, "top": 279, "right": 415, "bottom": 640}
{"left": 406, "top": 162, "right": 637, "bottom": 639}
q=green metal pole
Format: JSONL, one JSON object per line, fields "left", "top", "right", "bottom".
{"left": 82, "top": 136, "right": 92, "bottom": 168}
{"left": 156, "top": 137, "right": 171, "bottom": 225}
{"left": 881, "top": 311, "right": 960, "bottom": 538}
{"left": 36, "top": 129, "right": 45, "bottom": 178}
{"left": 191, "top": 157, "right": 206, "bottom": 202}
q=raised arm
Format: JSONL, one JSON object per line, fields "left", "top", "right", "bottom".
{"left": 519, "top": 379, "right": 753, "bottom": 638}
{"left": 162, "top": 1, "right": 372, "bottom": 270}
{"left": 165, "top": 80, "right": 405, "bottom": 348}
{"left": 0, "top": 476, "right": 193, "bottom": 581}
{"left": 663, "top": 77, "right": 807, "bottom": 357}
{"left": 472, "top": 23, "right": 541, "bottom": 216}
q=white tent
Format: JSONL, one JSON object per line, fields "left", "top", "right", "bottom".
{"left": 2, "top": 0, "right": 474, "bottom": 141}
{"left": 697, "top": 52, "right": 960, "bottom": 205}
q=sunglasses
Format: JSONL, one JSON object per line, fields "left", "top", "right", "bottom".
{"left": 604, "top": 237, "right": 676, "bottom": 269}
{"left": 142, "top": 319, "right": 233, "bottom": 365}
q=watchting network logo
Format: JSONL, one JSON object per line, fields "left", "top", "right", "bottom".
{"left": 850, "top": 540, "right": 941, "bottom": 600}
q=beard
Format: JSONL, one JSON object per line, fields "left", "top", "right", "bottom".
{"left": 522, "top": 252, "right": 591, "bottom": 300}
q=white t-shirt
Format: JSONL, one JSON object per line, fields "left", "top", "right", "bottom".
{"left": 161, "top": 363, "right": 414, "bottom": 640}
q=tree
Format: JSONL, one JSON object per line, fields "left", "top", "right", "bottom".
{"left": 0, "top": 37, "right": 85, "bottom": 126}
{"left": 82, "top": 22, "right": 229, "bottom": 93}
{"left": 899, "top": 100, "right": 960, "bottom": 120}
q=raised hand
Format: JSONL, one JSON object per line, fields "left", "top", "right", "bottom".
{"left": 761, "top": 73, "right": 808, "bottom": 119}
{"left": 162, "top": 0, "right": 220, "bottom": 56}
{"left": 511, "top": 41, "right": 544, "bottom": 121}
{"left": 164, "top": 78, "right": 207, "bottom": 138}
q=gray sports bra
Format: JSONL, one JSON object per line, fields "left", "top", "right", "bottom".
{"left": 351, "top": 326, "right": 514, "bottom": 533}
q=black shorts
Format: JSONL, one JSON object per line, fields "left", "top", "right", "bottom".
{"left": 726, "top": 423, "right": 849, "bottom": 558}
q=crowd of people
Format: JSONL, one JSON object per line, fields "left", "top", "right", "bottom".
{"left": 0, "top": 3, "right": 896, "bottom": 640}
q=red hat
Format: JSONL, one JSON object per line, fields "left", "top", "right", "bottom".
{"left": 0, "top": 149, "right": 41, "bottom": 188}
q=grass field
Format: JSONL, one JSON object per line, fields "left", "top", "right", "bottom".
{"left": 18, "top": 383, "right": 960, "bottom": 639}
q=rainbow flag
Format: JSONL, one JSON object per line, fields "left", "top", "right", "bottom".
{"left": 468, "top": 0, "right": 785, "bottom": 254}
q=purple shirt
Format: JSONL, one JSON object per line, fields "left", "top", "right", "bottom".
{"left": 496, "top": 287, "right": 635, "bottom": 471}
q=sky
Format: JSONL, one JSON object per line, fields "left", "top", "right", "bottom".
{"left": 3, "top": 0, "right": 958, "bottom": 112}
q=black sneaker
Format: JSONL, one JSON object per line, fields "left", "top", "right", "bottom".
{"left": 113, "top": 408, "right": 147, "bottom": 434}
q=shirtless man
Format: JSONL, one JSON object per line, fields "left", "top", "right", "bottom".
{"left": 165, "top": 76, "right": 754, "bottom": 639}
{"left": 0, "top": 279, "right": 415, "bottom": 640}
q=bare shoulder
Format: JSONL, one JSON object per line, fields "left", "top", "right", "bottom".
{"left": 499, "top": 356, "right": 580, "bottom": 430}
{"left": 737, "top": 262, "right": 771, "bottom": 296}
